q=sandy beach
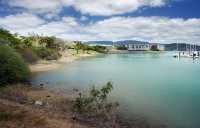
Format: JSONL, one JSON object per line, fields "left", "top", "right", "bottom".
{"left": 29, "top": 50, "right": 98, "bottom": 73}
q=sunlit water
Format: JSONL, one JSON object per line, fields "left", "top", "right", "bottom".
{"left": 31, "top": 52, "right": 200, "bottom": 128}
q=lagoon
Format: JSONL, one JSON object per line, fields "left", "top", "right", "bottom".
{"left": 31, "top": 52, "right": 200, "bottom": 128}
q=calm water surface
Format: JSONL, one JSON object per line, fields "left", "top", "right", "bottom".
{"left": 31, "top": 52, "right": 200, "bottom": 128}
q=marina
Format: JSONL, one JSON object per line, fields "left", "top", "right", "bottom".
{"left": 173, "top": 43, "right": 200, "bottom": 59}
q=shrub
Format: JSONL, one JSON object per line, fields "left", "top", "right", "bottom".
{"left": 0, "top": 45, "right": 30, "bottom": 85}
{"left": 16, "top": 48, "right": 39, "bottom": 64}
{"left": 72, "top": 82, "right": 119, "bottom": 120}
{"left": 34, "top": 48, "right": 61, "bottom": 60}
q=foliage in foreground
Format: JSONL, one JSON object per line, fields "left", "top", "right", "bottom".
{"left": 0, "top": 45, "right": 30, "bottom": 85}
{"left": 72, "top": 82, "right": 119, "bottom": 121}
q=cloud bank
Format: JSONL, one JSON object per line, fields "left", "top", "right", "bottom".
{"left": 1, "top": 13, "right": 200, "bottom": 43}
{"left": 6, "top": 0, "right": 169, "bottom": 16}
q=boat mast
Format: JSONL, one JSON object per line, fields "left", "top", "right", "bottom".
{"left": 177, "top": 41, "right": 178, "bottom": 51}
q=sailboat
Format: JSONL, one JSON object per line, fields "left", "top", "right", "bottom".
{"left": 173, "top": 43, "right": 199, "bottom": 59}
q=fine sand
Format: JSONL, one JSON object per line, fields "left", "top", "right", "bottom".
{"left": 29, "top": 50, "right": 98, "bottom": 73}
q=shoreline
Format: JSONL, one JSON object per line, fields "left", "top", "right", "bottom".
{"left": 1, "top": 52, "right": 167, "bottom": 128}
{"left": 29, "top": 50, "right": 99, "bottom": 73}
{"left": 0, "top": 84, "right": 166, "bottom": 128}
{"left": 27, "top": 51, "right": 166, "bottom": 128}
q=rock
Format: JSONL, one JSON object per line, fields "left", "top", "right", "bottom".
{"left": 35, "top": 100, "right": 43, "bottom": 106}
{"left": 46, "top": 95, "right": 51, "bottom": 98}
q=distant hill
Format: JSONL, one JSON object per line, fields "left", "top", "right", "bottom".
{"left": 85, "top": 41, "right": 113, "bottom": 45}
{"left": 115, "top": 40, "right": 149, "bottom": 45}
{"left": 85, "top": 40, "right": 149, "bottom": 46}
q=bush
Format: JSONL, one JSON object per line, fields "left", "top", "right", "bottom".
{"left": 72, "top": 82, "right": 119, "bottom": 120}
{"left": 0, "top": 45, "right": 30, "bottom": 85}
{"left": 16, "top": 48, "right": 39, "bottom": 64}
{"left": 34, "top": 48, "right": 61, "bottom": 60}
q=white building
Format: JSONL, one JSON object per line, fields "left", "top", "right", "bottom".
{"left": 128, "top": 43, "right": 150, "bottom": 51}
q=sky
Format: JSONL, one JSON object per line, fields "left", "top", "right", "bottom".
{"left": 0, "top": 0, "right": 200, "bottom": 43}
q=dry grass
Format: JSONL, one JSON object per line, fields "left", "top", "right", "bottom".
{"left": 0, "top": 85, "right": 96, "bottom": 128}
{"left": 0, "top": 103, "right": 48, "bottom": 128}
{"left": 0, "top": 84, "right": 31, "bottom": 104}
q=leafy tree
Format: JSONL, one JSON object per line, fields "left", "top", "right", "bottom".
{"left": 39, "top": 36, "right": 55, "bottom": 48}
{"left": 0, "top": 28, "right": 21, "bottom": 48}
{"left": 74, "top": 41, "right": 82, "bottom": 54}
{"left": 21, "top": 37, "right": 34, "bottom": 48}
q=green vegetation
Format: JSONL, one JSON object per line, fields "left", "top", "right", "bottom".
{"left": 34, "top": 47, "right": 61, "bottom": 60}
{"left": 16, "top": 48, "right": 39, "bottom": 63}
{"left": 0, "top": 28, "right": 65, "bottom": 62}
{"left": 0, "top": 29, "right": 21, "bottom": 48}
{"left": 73, "top": 42, "right": 108, "bottom": 54}
{"left": 116, "top": 45, "right": 128, "bottom": 50}
{"left": 72, "top": 82, "right": 119, "bottom": 120}
{"left": 0, "top": 45, "right": 30, "bottom": 85}
{"left": 0, "top": 28, "right": 108, "bottom": 85}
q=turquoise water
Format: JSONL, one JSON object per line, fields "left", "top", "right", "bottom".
{"left": 31, "top": 52, "right": 200, "bottom": 128}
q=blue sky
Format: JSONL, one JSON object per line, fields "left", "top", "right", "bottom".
{"left": 0, "top": 0, "right": 200, "bottom": 43}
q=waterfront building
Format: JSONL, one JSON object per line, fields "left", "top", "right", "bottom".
{"left": 128, "top": 43, "right": 150, "bottom": 51}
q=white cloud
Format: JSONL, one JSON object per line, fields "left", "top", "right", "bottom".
{"left": 0, "top": 13, "right": 45, "bottom": 31}
{"left": 7, "top": 0, "right": 62, "bottom": 14}
{"left": 6, "top": 0, "right": 170, "bottom": 16}
{"left": 86, "top": 17, "right": 200, "bottom": 42}
{"left": 80, "top": 16, "right": 88, "bottom": 21}
{"left": 62, "top": 0, "right": 167, "bottom": 16}
{"left": 1, "top": 13, "right": 200, "bottom": 43}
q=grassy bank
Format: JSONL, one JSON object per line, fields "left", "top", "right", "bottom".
{"left": 0, "top": 83, "right": 121, "bottom": 128}
{"left": 0, "top": 84, "right": 91, "bottom": 128}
